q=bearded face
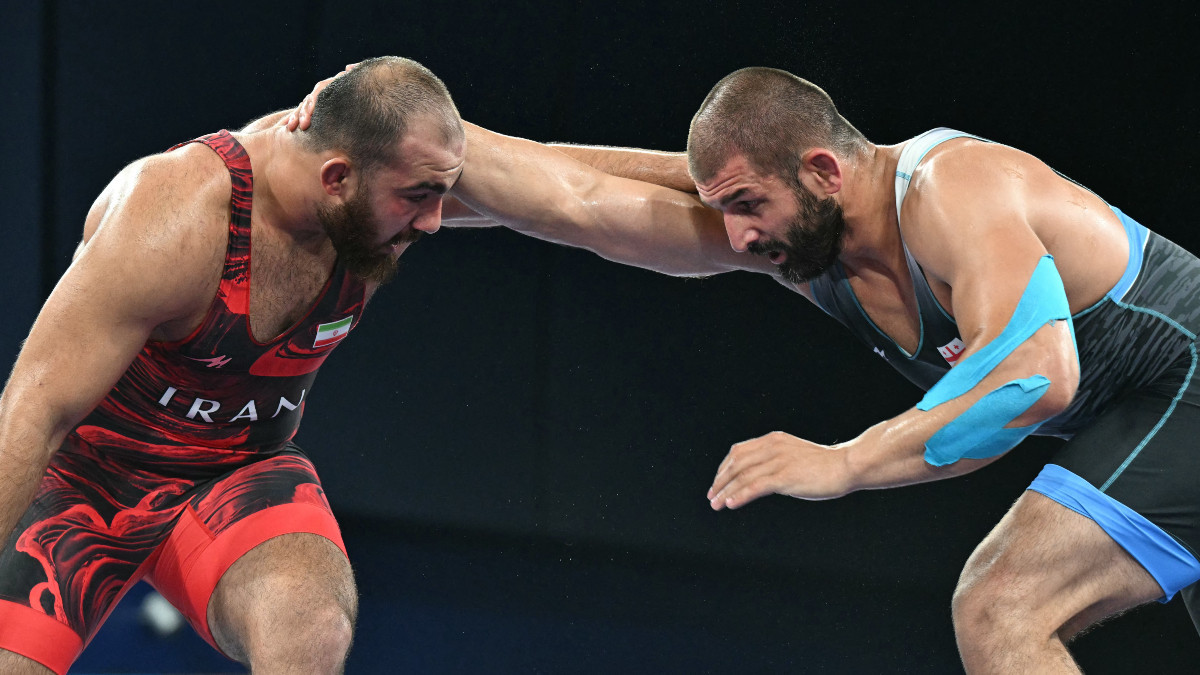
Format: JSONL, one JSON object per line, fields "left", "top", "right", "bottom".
{"left": 317, "top": 179, "right": 422, "bottom": 286}
{"left": 746, "top": 180, "right": 846, "bottom": 283}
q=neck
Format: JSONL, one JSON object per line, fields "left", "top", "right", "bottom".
{"left": 239, "top": 128, "right": 330, "bottom": 249}
{"left": 835, "top": 142, "right": 904, "bottom": 272}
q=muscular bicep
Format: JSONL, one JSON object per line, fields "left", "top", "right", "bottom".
{"left": 905, "top": 147, "right": 1079, "bottom": 422}
{"left": 453, "top": 122, "right": 775, "bottom": 277}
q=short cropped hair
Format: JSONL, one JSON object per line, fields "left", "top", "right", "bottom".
{"left": 302, "top": 56, "right": 463, "bottom": 172}
{"left": 688, "top": 67, "right": 866, "bottom": 185}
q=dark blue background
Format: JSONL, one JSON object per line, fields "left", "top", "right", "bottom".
{"left": 2, "top": 1, "right": 1197, "bottom": 672}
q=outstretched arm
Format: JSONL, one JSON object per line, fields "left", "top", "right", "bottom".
{"left": 453, "top": 122, "right": 774, "bottom": 277}
{"left": 708, "top": 144, "right": 1080, "bottom": 508}
{"left": 282, "top": 65, "right": 732, "bottom": 270}
{"left": 549, "top": 144, "right": 695, "bottom": 193}
{"left": 282, "top": 64, "right": 696, "bottom": 192}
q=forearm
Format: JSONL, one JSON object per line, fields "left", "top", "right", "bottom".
{"left": 0, "top": 397, "right": 64, "bottom": 538}
{"left": 708, "top": 351, "right": 1068, "bottom": 509}
{"left": 0, "top": 450, "right": 54, "bottom": 539}
{"left": 458, "top": 123, "right": 750, "bottom": 276}
{"left": 440, "top": 196, "right": 499, "bottom": 229}
{"left": 840, "top": 330, "right": 1075, "bottom": 491}
{"left": 550, "top": 144, "right": 695, "bottom": 193}
{"left": 839, "top": 405, "right": 996, "bottom": 492}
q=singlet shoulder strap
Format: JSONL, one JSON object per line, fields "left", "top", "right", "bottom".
{"left": 894, "top": 128, "right": 980, "bottom": 223}
{"left": 169, "top": 130, "right": 254, "bottom": 314}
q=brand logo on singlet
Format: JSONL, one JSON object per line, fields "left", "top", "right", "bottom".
{"left": 938, "top": 337, "right": 966, "bottom": 365}
{"left": 157, "top": 386, "right": 306, "bottom": 423}
{"left": 873, "top": 346, "right": 887, "bottom": 360}
{"left": 314, "top": 316, "right": 354, "bottom": 348}
{"left": 185, "top": 354, "right": 233, "bottom": 368}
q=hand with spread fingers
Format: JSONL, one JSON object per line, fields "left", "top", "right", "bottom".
{"left": 707, "top": 431, "right": 852, "bottom": 510}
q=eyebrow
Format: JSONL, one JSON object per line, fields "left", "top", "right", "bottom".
{"left": 399, "top": 181, "right": 451, "bottom": 194}
{"left": 714, "top": 187, "right": 749, "bottom": 209}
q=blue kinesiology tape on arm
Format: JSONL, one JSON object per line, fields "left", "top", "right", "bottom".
{"left": 917, "top": 256, "right": 1076, "bottom": 465}
{"left": 924, "top": 375, "right": 1049, "bottom": 466}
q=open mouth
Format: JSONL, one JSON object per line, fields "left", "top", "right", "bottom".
{"left": 381, "top": 228, "right": 422, "bottom": 254}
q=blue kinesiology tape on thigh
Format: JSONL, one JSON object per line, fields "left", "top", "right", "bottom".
{"left": 917, "top": 255, "right": 1075, "bottom": 465}
{"left": 924, "top": 375, "right": 1049, "bottom": 466}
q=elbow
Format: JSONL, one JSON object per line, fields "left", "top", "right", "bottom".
{"left": 997, "top": 318, "right": 1079, "bottom": 425}
{"left": 1027, "top": 374, "right": 1075, "bottom": 422}
{"left": 1015, "top": 350, "right": 1079, "bottom": 426}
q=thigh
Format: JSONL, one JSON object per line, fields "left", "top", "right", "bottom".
{"left": 0, "top": 651, "right": 55, "bottom": 675}
{"left": 961, "top": 490, "right": 1164, "bottom": 632}
{"left": 1049, "top": 360, "right": 1200, "bottom": 601}
{"left": 0, "top": 435, "right": 183, "bottom": 673}
{"left": 146, "top": 445, "right": 349, "bottom": 653}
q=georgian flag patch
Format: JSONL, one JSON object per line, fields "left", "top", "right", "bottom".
{"left": 938, "top": 337, "right": 966, "bottom": 365}
{"left": 314, "top": 316, "right": 354, "bottom": 348}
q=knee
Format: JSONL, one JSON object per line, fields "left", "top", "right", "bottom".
{"left": 212, "top": 566, "right": 358, "bottom": 669}
{"left": 253, "top": 568, "right": 357, "bottom": 644}
{"left": 951, "top": 563, "right": 1028, "bottom": 646}
{"left": 290, "top": 599, "right": 356, "bottom": 658}
{"left": 230, "top": 582, "right": 357, "bottom": 670}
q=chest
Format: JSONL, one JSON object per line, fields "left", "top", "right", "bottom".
{"left": 846, "top": 266, "right": 955, "bottom": 356}
{"left": 247, "top": 228, "right": 339, "bottom": 343}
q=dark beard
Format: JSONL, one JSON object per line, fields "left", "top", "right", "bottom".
{"left": 747, "top": 183, "right": 845, "bottom": 284}
{"left": 317, "top": 183, "right": 420, "bottom": 286}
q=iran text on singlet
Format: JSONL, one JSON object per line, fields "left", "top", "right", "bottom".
{"left": 75, "top": 130, "right": 368, "bottom": 453}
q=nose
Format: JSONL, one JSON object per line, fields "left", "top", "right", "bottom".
{"left": 724, "top": 216, "right": 759, "bottom": 253}
{"left": 413, "top": 198, "right": 444, "bottom": 235}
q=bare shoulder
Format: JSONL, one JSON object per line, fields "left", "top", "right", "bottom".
{"left": 84, "top": 142, "right": 230, "bottom": 244}
{"left": 898, "top": 138, "right": 1052, "bottom": 281}
{"left": 902, "top": 139, "right": 1043, "bottom": 224}
{"left": 898, "top": 136, "right": 1125, "bottom": 307}
{"left": 77, "top": 142, "right": 232, "bottom": 332}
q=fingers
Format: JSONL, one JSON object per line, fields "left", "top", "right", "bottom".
{"left": 710, "top": 459, "right": 784, "bottom": 510}
{"left": 284, "top": 94, "right": 316, "bottom": 132}
{"left": 299, "top": 94, "right": 315, "bottom": 130}
{"left": 289, "top": 64, "right": 356, "bottom": 133}
{"left": 708, "top": 435, "right": 780, "bottom": 510}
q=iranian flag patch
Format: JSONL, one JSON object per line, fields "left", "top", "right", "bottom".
{"left": 314, "top": 316, "right": 354, "bottom": 348}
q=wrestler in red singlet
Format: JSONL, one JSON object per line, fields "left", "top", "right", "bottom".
{"left": 0, "top": 131, "right": 366, "bottom": 674}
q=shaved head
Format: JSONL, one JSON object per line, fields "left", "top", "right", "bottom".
{"left": 302, "top": 55, "right": 463, "bottom": 173}
{"left": 688, "top": 67, "right": 866, "bottom": 187}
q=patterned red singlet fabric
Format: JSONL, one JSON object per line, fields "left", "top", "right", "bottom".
{"left": 0, "top": 130, "right": 366, "bottom": 653}
{"left": 84, "top": 130, "right": 367, "bottom": 451}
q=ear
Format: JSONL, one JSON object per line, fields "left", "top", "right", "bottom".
{"left": 320, "top": 158, "right": 352, "bottom": 196}
{"left": 799, "top": 148, "right": 843, "bottom": 196}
